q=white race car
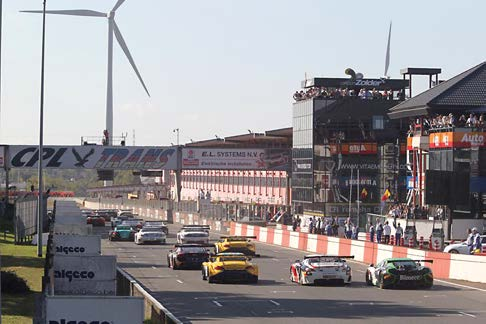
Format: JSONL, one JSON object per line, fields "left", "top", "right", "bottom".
{"left": 290, "top": 255, "right": 353, "bottom": 285}
{"left": 134, "top": 227, "right": 167, "bottom": 245}
{"left": 177, "top": 225, "right": 210, "bottom": 244}
{"left": 443, "top": 235, "right": 486, "bottom": 254}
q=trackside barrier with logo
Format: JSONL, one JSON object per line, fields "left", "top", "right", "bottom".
{"left": 53, "top": 255, "right": 116, "bottom": 295}
{"left": 53, "top": 235, "right": 101, "bottom": 256}
{"left": 230, "top": 222, "right": 486, "bottom": 284}
{"left": 45, "top": 296, "right": 144, "bottom": 324}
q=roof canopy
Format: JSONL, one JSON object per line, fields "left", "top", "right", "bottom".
{"left": 389, "top": 61, "right": 486, "bottom": 119}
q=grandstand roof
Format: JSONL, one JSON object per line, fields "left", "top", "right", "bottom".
{"left": 389, "top": 61, "right": 486, "bottom": 119}
{"left": 185, "top": 127, "right": 292, "bottom": 148}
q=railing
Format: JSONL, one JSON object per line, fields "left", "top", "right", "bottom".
{"left": 14, "top": 194, "right": 48, "bottom": 244}
{"left": 84, "top": 197, "right": 266, "bottom": 222}
{"left": 117, "top": 267, "right": 182, "bottom": 324}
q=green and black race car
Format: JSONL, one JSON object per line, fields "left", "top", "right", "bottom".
{"left": 365, "top": 258, "right": 433, "bottom": 289}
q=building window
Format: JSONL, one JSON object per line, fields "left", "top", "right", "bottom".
{"left": 372, "top": 115, "right": 385, "bottom": 130}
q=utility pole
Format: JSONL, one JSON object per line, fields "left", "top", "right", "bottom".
{"left": 37, "top": 0, "right": 47, "bottom": 257}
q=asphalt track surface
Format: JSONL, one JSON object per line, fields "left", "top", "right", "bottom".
{"left": 96, "top": 224, "right": 486, "bottom": 324}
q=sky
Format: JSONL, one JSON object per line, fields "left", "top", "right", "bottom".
{"left": 0, "top": 0, "right": 484, "bottom": 146}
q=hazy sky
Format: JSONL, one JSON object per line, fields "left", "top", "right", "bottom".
{"left": 0, "top": 0, "right": 484, "bottom": 146}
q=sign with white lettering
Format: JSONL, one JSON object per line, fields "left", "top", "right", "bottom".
{"left": 46, "top": 296, "right": 144, "bottom": 324}
{"left": 7, "top": 146, "right": 177, "bottom": 169}
{"left": 182, "top": 148, "right": 290, "bottom": 171}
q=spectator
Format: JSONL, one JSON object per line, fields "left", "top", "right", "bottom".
{"left": 316, "top": 217, "right": 322, "bottom": 235}
{"left": 309, "top": 217, "right": 314, "bottom": 234}
{"left": 395, "top": 222, "right": 403, "bottom": 246}
{"left": 471, "top": 227, "right": 481, "bottom": 254}
{"left": 466, "top": 228, "right": 474, "bottom": 254}
{"left": 466, "top": 113, "right": 477, "bottom": 127}
{"left": 320, "top": 218, "right": 326, "bottom": 235}
{"left": 344, "top": 221, "right": 352, "bottom": 239}
{"left": 383, "top": 221, "right": 391, "bottom": 244}
{"left": 292, "top": 217, "right": 298, "bottom": 232}
{"left": 376, "top": 221, "right": 383, "bottom": 243}
{"left": 352, "top": 223, "right": 358, "bottom": 240}
{"left": 332, "top": 217, "right": 339, "bottom": 236}
{"left": 369, "top": 222, "right": 375, "bottom": 243}
{"left": 325, "top": 221, "right": 332, "bottom": 236}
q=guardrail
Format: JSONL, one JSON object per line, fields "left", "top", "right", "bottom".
{"left": 116, "top": 267, "right": 182, "bottom": 324}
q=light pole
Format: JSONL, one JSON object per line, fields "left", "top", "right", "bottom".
{"left": 37, "top": 0, "right": 47, "bottom": 257}
{"left": 173, "top": 128, "right": 179, "bottom": 146}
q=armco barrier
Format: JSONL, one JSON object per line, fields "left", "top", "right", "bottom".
{"left": 117, "top": 267, "right": 182, "bottom": 324}
{"left": 231, "top": 222, "right": 486, "bottom": 284}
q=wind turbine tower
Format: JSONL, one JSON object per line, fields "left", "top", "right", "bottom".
{"left": 22, "top": 0, "right": 150, "bottom": 145}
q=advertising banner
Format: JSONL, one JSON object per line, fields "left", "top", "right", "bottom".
{"left": 53, "top": 255, "right": 116, "bottom": 295}
{"left": 53, "top": 235, "right": 101, "bottom": 256}
{"left": 7, "top": 145, "right": 177, "bottom": 169}
{"left": 46, "top": 296, "right": 144, "bottom": 324}
{"left": 429, "top": 131, "right": 486, "bottom": 149}
{"left": 182, "top": 148, "right": 290, "bottom": 171}
{"left": 330, "top": 143, "right": 378, "bottom": 155}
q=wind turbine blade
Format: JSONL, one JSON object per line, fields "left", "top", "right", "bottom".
{"left": 112, "top": 0, "right": 127, "bottom": 12}
{"left": 113, "top": 21, "right": 150, "bottom": 97}
{"left": 384, "top": 21, "right": 392, "bottom": 77}
{"left": 20, "top": 9, "right": 107, "bottom": 17}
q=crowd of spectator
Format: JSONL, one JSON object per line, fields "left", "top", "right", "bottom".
{"left": 293, "top": 87, "right": 403, "bottom": 102}
{"left": 409, "top": 113, "right": 485, "bottom": 135}
{"left": 387, "top": 203, "right": 432, "bottom": 220}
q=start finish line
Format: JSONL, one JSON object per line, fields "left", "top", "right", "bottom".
{"left": 3, "top": 145, "right": 178, "bottom": 170}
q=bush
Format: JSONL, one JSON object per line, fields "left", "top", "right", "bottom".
{"left": 1, "top": 270, "right": 30, "bottom": 294}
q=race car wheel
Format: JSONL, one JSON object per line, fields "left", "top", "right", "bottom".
{"left": 298, "top": 271, "right": 304, "bottom": 285}
{"left": 173, "top": 261, "right": 179, "bottom": 270}
{"left": 448, "top": 249, "right": 459, "bottom": 254}
{"left": 378, "top": 275, "right": 386, "bottom": 289}
{"left": 167, "top": 257, "right": 171, "bottom": 268}
{"left": 202, "top": 268, "right": 207, "bottom": 281}
{"left": 365, "top": 271, "right": 373, "bottom": 286}
{"left": 208, "top": 274, "right": 215, "bottom": 284}
{"left": 289, "top": 269, "right": 294, "bottom": 282}
{"left": 215, "top": 245, "right": 220, "bottom": 254}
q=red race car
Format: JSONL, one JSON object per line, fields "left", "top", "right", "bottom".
{"left": 87, "top": 216, "right": 106, "bottom": 227}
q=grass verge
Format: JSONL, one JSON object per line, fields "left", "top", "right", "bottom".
{"left": 1, "top": 232, "right": 45, "bottom": 324}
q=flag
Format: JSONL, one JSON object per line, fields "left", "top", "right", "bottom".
{"left": 361, "top": 188, "right": 368, "bottom": 200}
{"left": 381, "top": 188, "right": 391, "bottom": 201}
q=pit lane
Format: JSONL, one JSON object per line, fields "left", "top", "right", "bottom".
{"left": 95, "top": 224, "right": 486, "bottom": 323}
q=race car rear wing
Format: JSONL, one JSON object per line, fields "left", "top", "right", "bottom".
{"left": 393, "top": 259, "right": 434, "bottom": 263}
{"left": 174, "top": 243, "right": 214, "bottom": 248}
{"left": 304, "top": 255, "right": 355, "bottom": 259}
{"left": 220, "top": 236, "right": 257, "bottom": 239}
{"left": 182, "top": 225, "right": 210, "bottom": 229}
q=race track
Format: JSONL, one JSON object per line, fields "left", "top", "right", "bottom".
{"left": 96, "top": 224, "right": 486, "bottom": 324}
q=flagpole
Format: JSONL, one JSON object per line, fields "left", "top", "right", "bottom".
{"left": 348, "top": 168, "right": 353, "bottom": 219}
{"left": 357, "top": 169, "right": 360, "bottom": 228}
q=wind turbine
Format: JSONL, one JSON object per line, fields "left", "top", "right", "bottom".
{"left": 22, "top": 0, "right": 150, "bottom": 145}
{"left": 384, "top": 21, "right": 392, "bottom": 78}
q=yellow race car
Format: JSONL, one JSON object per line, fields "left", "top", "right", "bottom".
{"left": 202, "top": 252, "right": 258, "bottom": 284}
{"left": 215, "top": 236, "right": 257, "bottom": 256}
